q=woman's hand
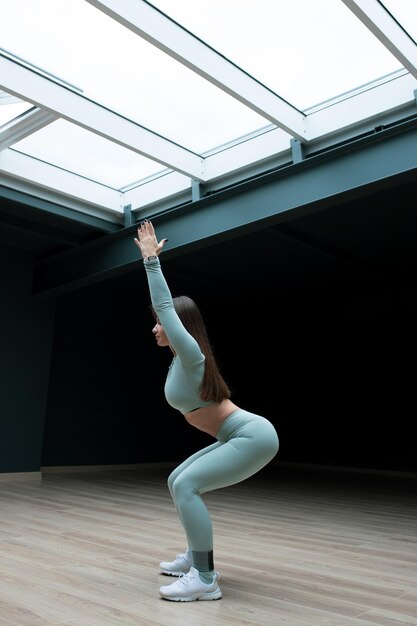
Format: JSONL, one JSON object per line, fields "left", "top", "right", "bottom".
{"left": 134, "top": 220, "right": 168, "bottom": 260}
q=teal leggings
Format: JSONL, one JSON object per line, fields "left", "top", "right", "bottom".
{"left": 167, "top": 409, "right": 279, "bottom": 569}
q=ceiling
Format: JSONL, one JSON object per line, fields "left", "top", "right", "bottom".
{"left": 1, "top": 1, "right": 417, "bottom": 307}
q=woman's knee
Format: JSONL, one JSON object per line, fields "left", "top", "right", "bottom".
{"left": 172, "top": 474, "right": 195, "bottom": 502}
{"left": 167, "top": 469, "right": 178, "bottom": 494}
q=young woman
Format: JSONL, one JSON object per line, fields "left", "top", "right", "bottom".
{"left": 134, "top": 220, "right": 279, "bottom": 602}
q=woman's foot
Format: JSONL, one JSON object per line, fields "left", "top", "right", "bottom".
{"left": 159, "top": 567, "right": 222, "bottom": 601}
{"left": 159, "top": 549, "right": 192, "bottom": 576}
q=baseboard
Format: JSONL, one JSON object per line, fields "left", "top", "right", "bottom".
{"left": 40, "top": 460, "right": 417, "bottom": 480}
{"left": 41, "top": 462, "right": 177, "bottom": 474}
{"left": 276, "top": 460, "right": 417, "bottom": 480}
{"left": 0, "top": 471, "right": 42, "bottom": 481}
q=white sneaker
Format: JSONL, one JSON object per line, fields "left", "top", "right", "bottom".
{"left": 159, "top": 549, "right": 192, "bottom": 576}
{"left": 159, "top": 567, "right": 222, "bottom": 602}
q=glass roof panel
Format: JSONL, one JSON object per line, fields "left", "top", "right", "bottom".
{"left": 382, "top": 0, "right": 417, "bottom": 42}
{"left": 12, "top": 119, "right": 165, "bottom": 189}
{"left": 0, "top": 0, "right": 269, "bottom": 154}
{"left": 0, "top": 91, "right": 33, "bottom": 126}
{"left": 150, "top": 0, "right": 403, "bottom": 110}
{"left": 1, "top": 0, "right": 417, "bottom": 217}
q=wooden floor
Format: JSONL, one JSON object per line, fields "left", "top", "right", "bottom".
{"left": 0, "top": 463, "right": 416, "bottom": 626}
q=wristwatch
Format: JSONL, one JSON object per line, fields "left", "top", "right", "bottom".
{"left": 145, "top": 255, "right": 158, "bottom": 261}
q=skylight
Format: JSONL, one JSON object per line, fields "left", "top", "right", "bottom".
{"left": 1, "top": 0, "right": 416, "bottom": 220}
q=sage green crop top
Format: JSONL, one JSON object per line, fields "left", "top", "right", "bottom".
{"left": 143, "top": 257, "right": 213, "bottom": 414}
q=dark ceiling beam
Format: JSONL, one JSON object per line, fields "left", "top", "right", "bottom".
{"left": 0, "top": 186, "right": 120, "bottom": 234}
{"left": 0, "top": 210, "right": 82, "bottom": 245}
{"left": 271, "top": 222, "right": 385, "bottom": 281}
{"left": 33, "top": 123, "right": 417, "bottom": 297}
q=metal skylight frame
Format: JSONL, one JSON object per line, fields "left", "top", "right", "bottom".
{"left": 0, "top": 107, "right": 58, "bottom": 151}
{"left": 0, "top": 0, "right": 417, "bottom": 221}
{"left": 343, "top": 0, "right": 417, "bottom": 78}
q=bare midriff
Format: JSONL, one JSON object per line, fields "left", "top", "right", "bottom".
{"left": 184, "top": 399, "right": 241, "bottom": 437}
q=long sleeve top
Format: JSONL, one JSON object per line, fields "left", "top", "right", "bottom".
{"left": 143, "top": 257, "right": 213, "bottom": 414}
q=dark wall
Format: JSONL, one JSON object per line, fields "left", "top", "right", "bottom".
{"left": 0, "top": 238, "right": 413, "bottom": 474}
{"left": 42, "top": 268, "right": 214, "bottom": 468}
{"left": 226, "top": 290, "right": 415, "bottom": 473}
{"left": 0, "top": 244, "right": 55, "bottom": 472}
{"left": 42, "top": 260, "right": 416, "bottom": 473}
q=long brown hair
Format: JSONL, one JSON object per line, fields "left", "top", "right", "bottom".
{"left": 172, "top": 296, "right": 231, "bottom": 403}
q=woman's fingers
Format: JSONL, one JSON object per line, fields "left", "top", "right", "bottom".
{"left": 137, "top": 220, "right": 162, "bottom": 246}
{"left": 138, "top": 220, "right": 152, "bottom": 234}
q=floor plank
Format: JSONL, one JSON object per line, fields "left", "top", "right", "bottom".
{"left": 0, "top": 464, "right": 416, "bottom": 625}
